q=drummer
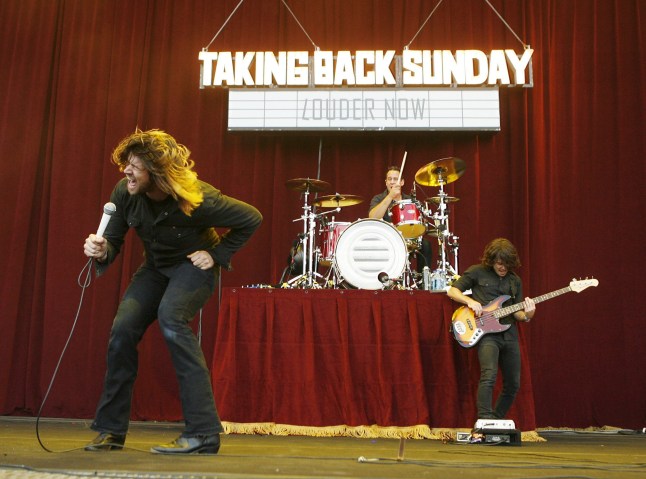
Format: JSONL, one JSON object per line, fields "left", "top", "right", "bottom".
{"left": 369, "top": 165, "right": 433, "bottom": 272}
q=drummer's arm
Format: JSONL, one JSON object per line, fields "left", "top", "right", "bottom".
{"left": 369, "top": 197, "right": 391, "bottom": 219}
{"left": 369, "top": 187, "right": 400, "bottom": 219}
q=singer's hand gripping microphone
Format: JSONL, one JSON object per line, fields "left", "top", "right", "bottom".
{"left": 96, "top": 202, "right": 116, "bottom": 238}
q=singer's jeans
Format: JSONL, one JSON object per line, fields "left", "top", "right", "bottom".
{"left": 476, "top": 334, "right": 521, "bottom": 419}
{"left": 91, "top": 262, "right": 223, "bottom": 437}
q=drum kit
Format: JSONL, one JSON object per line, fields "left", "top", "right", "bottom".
{"left": 283, "top": 157, "right": 465, "bottom": 291}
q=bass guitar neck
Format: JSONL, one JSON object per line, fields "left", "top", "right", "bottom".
{"left": 451, "top": 278, "right": 598, "bottom": 348}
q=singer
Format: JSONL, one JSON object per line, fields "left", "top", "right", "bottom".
{"left": 82, "top": 129, "right": 262, "bottom": 454}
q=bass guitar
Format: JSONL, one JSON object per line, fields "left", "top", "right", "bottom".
{"left": 451, "top": 278, "right": 598, "bottom": 348}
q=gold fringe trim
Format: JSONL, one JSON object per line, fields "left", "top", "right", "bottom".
{"left": 521, "top": 430, "right": 546, "bottom": 442}
{"left": 222, "top": 422, "right": 545, "bottom": 442}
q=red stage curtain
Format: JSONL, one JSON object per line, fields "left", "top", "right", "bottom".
{"left": 0, "top": 1, "right": 643, "bottom": 430}
{"left": 213, "top": 288, "right": 536, "bottom": 431}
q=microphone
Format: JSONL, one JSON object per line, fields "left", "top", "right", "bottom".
{"left": 96, "top": 202, "right": 116, "bottom": 238}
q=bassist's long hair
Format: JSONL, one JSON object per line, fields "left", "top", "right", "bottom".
{"left": 480, "top": 238, "right": 521, "bottom": 271}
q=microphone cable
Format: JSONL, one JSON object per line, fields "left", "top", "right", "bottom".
{"left": 35, "top": 258, "right": 95, "bottom": 453}
{"left": 33, "top": 254, "right": 185, "bottom": 454}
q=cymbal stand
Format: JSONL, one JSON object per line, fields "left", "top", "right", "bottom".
{"left": 430, "top": 178, "right": 459, "bottom": 289}
{"left": 287, "top": 196, "right": 339, "bottom": 288}
{"left": 286, "top": 187, "right": 317, "bottom": 288}
{"left": 402, "top": 258, "right": 419, "bottom": 290}
{"left": 447, "top": 233, "right": 460, "bottom": 278}
{"left": 306, "top": 209, "right": 343, "bottom": 288}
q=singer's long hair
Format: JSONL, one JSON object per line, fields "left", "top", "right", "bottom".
{"left": 480, "top": 238, "right": 521, "bottom": 271}
{"left": 111, "top": 129, "right": 203, "bottom": 215}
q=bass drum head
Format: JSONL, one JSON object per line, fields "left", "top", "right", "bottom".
{"left": 334, "top": 219, "right": 407, "bottom": 290}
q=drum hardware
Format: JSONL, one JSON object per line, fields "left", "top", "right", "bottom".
{"left": 414, "top": 157, "right": 466, "bottom": 187}
{"left": 389, "top": 199, "right": 426, "bottom": 238}
{"left": 377, "top": 271, "right": 409, "bottom": 290}
{"left": 414, "top": 157, "right": 465, "bottom": 291}
{"left": 447, "top": 234, "right": 460, "bottom": 279}
{"left": 283, "top": 233, "right": 306, "bottom": 274}
{"left": 285, "top": 177, "right": 331, "bottom": 193}
{"left": 282, "top": 155, "right": 467, "bottom": 291}
{"left": 332, "top": 219, "right": 408, "bottom": 290}
{"left": 318, "top": 219, "right": 351, "bottom": 267}
{"left": 288, "top": 207, "right": 341, "bottom": 289}
{"left": 431, "top": 191, "right": 457, "bottom": 289}
{"left": 312, "top": 193, "right": 364, "bottom": 208}
{"left": 405, "top": 236, "right": 422, "bottom": 252}
{"left": 428, "top": 195, "right": 460, "bottom": 204}
{"left": 285, "top": 177, "right": 332, "bottom": 289}
{"left": 403, "top": 264, "right": 421, "bottom": 290}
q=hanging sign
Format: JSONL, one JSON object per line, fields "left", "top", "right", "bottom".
{"left": 227, "top": 88, "right": 500, "bottom": 131}
{"left": 198, "top": 48, "right": 533, "bottom": 131}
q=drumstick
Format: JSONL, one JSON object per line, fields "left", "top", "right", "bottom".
{"left": 396, "top": 151, "right": 407, "bottom": 184}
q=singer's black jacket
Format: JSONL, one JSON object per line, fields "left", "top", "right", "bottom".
{"left": 96, "top": 178, "right": 262, "bottom": 275}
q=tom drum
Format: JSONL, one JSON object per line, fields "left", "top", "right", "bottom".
{"left": 319, "top": 221, "right": 351, "bottom": 266}
{"left": 390, "top": 199, "right": 426, "bottom": 238}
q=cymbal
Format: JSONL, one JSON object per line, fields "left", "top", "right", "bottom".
{"left": 313, "top": 194, "right": 364, "bottom": 208}
{"left": 414, "top": 157, "right": 466, "bottom": 186}
{"left": 285, "top": 177, "right": 331, "bottom": 193}
{"left": 428, "top": 196, "right": 460, "bottom": 204}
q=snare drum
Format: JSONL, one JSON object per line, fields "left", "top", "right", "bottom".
{"left": 334, "top": 219, "right": 407, "bottom": 290}
{"left": 319, "top": 221, "right": 350, "bottom": 266}
{"left": 390, "top": 199, "right": 426, "bottom": 238}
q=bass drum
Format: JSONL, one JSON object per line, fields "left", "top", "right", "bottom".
{"left": 334, "top": 219, "right": 407, "bottom": 290}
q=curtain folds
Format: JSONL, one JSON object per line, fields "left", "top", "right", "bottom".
{"left": 212, "top": 288, "right": 537, "bottom": 430}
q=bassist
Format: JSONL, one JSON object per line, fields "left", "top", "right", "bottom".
{"left": 447, "top": 238, "right": 535, "bottom": 421}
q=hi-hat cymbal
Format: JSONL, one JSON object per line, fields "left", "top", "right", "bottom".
{"left": 313, "top": 194, "right": 364, "bottom": 208}
{"left": 285, "top": 177, "right": 331, "bottom": 193}
{"left": 428, "top": 196, "right": 460, "bottom": 204}
{"left": 415, "top": 157, "right": 466, "bottom": 186}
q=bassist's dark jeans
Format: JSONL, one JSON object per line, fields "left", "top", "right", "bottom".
{"left": 476, "top": 334, "right": 521, "bottom": 419}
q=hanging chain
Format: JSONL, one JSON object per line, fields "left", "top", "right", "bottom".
{"left": 483, "top": 0, "right": 529, "bottom": 49}
{"left": 281, "top": 0, "right": 319, "bottom": 50}
{"left": 204, "top": 0, "right": 246, "bottom": 51}
{"left": 203, "top": 0, "right": 318, "bottom": 51}
{"left": 405, "top": 0, "right": 445, "bottom": 50}
{"left": 405, "top": 0, "right": 529, "bottom": 50}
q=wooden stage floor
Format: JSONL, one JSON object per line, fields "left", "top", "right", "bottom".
{"left": 1, "top": 417, "right": 645, "bottom": 479}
